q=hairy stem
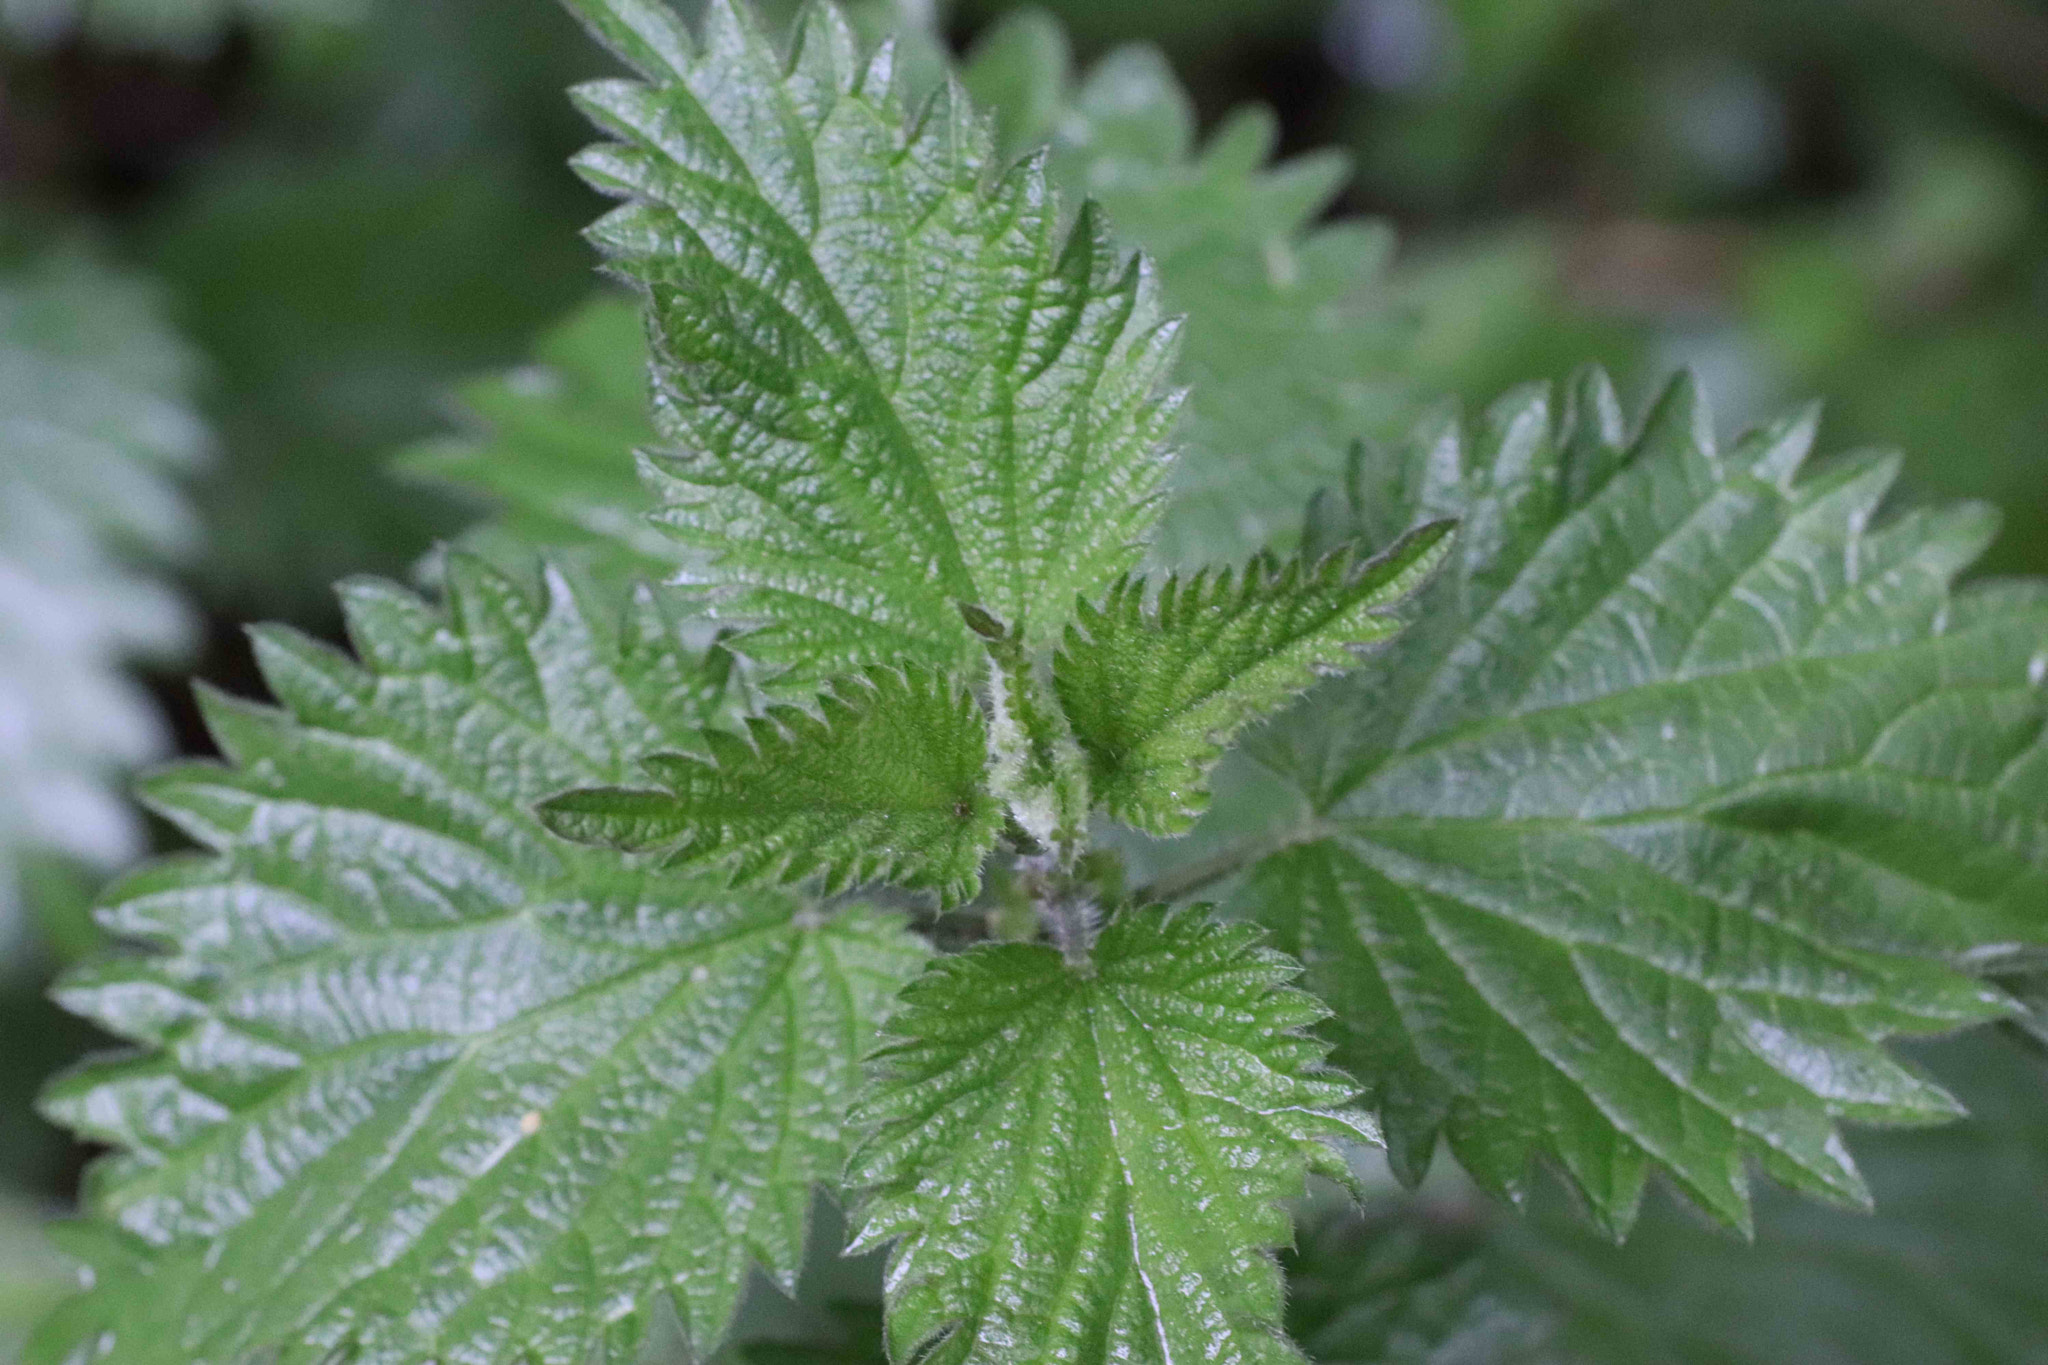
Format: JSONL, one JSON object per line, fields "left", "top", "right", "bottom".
{"left": 1016, "top": 851, "right": 1100, "bottom": 969}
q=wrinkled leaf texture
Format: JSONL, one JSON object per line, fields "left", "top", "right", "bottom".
{"left": 564, "top": 0, "right": 1181, "bottom": 684}
{"left": 1054, "top": 520, "right": 1452, "bottom": 835}
{"left": 849, "top": 910, "right": 1375, "bottom": 1365}
{"left": 1235, "top": 368, "right": 2048, "bottom": 1236}
{"left": 540, "top": 661, "right": 1004, "bottom": 904}
{"left": 30, "top": 559, "right": 927, "bottom": 1365}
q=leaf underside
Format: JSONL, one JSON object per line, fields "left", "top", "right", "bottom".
{"left": 1054, "top": 519, "right": 1452, "bottom": 835}
{"left": 848, "top": 910, "right": 1375, "bottom": 1365}
{"left": 1232, "top": 368, "right": 2048, "bottom": 1236}
{"left": 541, "top": 662, "right": 1003, "bottom": 904}
{"left": 29, "top": 558, "right": 928, "bottom": 1365}
{"left": 563, "top": 0, "right": 1180, "bottom": 685}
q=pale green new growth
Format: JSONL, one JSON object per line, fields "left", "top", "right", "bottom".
{"left": 1054, "top": 520, "right": 1452, "bottom": 835}
{"left": 848, "top": 911, "right": 1375, "bottom": 1365}
{"left": 563, "top": 0, "right": 1181, "bottom": 685}
{"left": 1234, "top": 369, "right": 2048, "bottom": 1236}
{"left": 27, "top": 559, "right": 927, "bottom": 1365}
{"left": 539, "top": 663, "right": 1003, "bottom": 904}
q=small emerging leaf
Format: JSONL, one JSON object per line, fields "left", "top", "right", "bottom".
{"left": 1055, "top": 521, "right": 1451, "bottom": 834}
{"left": 848, "top": 910, "right": 1375, "bottom": 1365}
{"left": 541, "top": 664, "right": 1003, "bottom": 904}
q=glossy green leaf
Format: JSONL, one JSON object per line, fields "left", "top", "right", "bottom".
{"left": 541, "top": 663, "right": 1003, "bottom": 904}
{"left": 1231, "top": 369, "right": 2047, "bottom": 1235}
{"left": 415, "top": 8, "right": 1415, "bottom": 599}
{"left": 1055, "top": 521, "right": 1452, "bottom": 835}
{"left": 29, "top": 558, "right": 928, "bottom": 1365}
{"left": 847, "top": 910, "right": 1374, "bottom": 1365}
{"left": 563, "top": 0, "right": 1181, "bottom": 684}
{"left": 964, "top": 12, "right": 1414, "bottom": 563}
{"left": 0, "top": 249, "right": 207, "bottom": 950}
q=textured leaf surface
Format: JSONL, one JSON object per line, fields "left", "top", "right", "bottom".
{"left": 1055, "top": 521, "right": 1451, "bottom": 835}
{"left": 541, "top": 663, "right": 1002, "bottom": 904}
{"left": 420, "top": 9, "right": 1411, "bottom": 598}
{"left": 30, "top": 559, "right": 928, "bottom": 1365}
{"left": 964, "top": 13, "right": 1413, "bottom": 563}
{"left": 1231, "top": 370, "right": 2048, "bottom": 1234}
{"left": 0, "top": 250, "right": 207, "bottom": 946}
{"left": 847, "top": 910, "right": 1374, "bottom": 1365}
{"left": 564, "top": 0, "right": 1180, "bottom": 683}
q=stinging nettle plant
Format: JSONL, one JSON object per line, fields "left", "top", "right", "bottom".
{"left": 26, "top": 1, "right": 2048, "bottom": 1363}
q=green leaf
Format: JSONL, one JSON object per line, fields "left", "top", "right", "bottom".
{"left": 562, "top": 0, "right": 1181, "bottom": 684}
{"left": 847, "top": 910, "right": 1374, "bottom": 1365}
{"left": 1231, "top": 369, "right": 2048, "bottom": 1235}
{"left": 540, "top": 663, "right": 1003, "bottom": 904}
{"left": 412, "top": 10, "right": 1415, "bottom": 598}
{"left": 1055, "top": 521, "right": 1452, "bottom": 835}
{"left": 29, "top": 558, "right": 929, "bottom": 1365}
{"left": 963, "top": 13, "right": 1415, "bottom": 563}
{"left": 396, "top": 296, "right": 691, "bottom": 593}
{"left": 0, "top": 249, "right": 207, "bottom": 949}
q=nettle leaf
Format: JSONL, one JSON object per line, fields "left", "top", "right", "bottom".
{"left": 964, "top": 12, "right": 1413, "bottom": 563}
{"left": 0, "top": 249, "right": 207, "bottom": 944}
{"left": 1054, "top": 521, "right": 1452, "bottom": 836}
{"left": 562, "top": 0, "right": 1181, "bottom": 685}
{"left": 412, "top": 9, "right": 1411, "bottom": 597}
{"left": 29, "top": 559, "right": 928, "bottom": 1365}
{"left": 847, "top": 910, "right": 1374, "bottom": 1365}
{"left": 540, "top": 663, "right": 1003, "bottom": 904}
{"left": 395, "top": 296, "right": 693, "bottom": 591}
{"left": 1231, "top": 369, "right": 2048, "bottom": 1235}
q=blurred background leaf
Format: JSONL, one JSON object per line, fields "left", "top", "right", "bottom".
{"left": 0, "top": 246, "right": 202, "bottom": 961}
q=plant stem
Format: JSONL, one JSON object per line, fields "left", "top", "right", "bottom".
{"left": 1016, "top": 850, "right": 1099, "bottom": 969}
